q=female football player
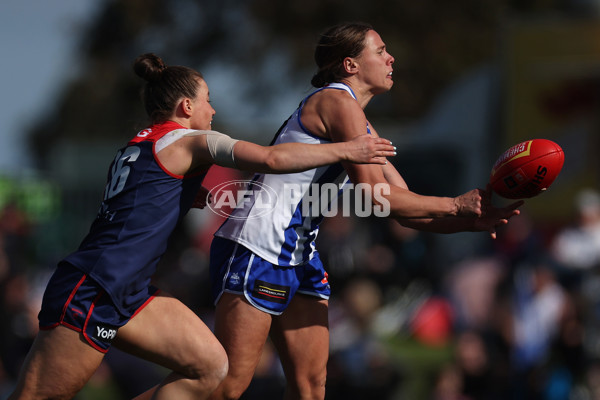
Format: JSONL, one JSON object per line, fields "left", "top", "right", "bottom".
{"left": 8, "top": 52, "right": 396, "bottom": 400}
{"left": 209, "top": 23, "right": 523, "bottom": 400}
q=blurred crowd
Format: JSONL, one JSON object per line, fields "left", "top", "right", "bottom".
{"left": 2, "top": 184, "right": 600, "bottom": 400}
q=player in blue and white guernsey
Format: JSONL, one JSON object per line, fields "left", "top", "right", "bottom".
{"left": 214, "top": 81, "right": 358, "bottom": 267}
{"left": 9, "top": 53, "right": 396, "bottom": 400}
{"left": 209, "top": 23, "right": 524, "bottom": 400}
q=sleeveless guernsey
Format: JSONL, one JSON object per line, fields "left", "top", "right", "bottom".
{"left": 215, "top": 83, "right": 368, "bottom": 266}
{"left": 63, "top": 121, "right": 207, "bottom": 315}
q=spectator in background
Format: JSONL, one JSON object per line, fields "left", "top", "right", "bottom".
{"left": 431, "top": 362, "right": 469, "bottom": 400}
{"left": 551, "top": 188, "right": 600, "bottom": 271}
{"left": 550, "top": 188, "right": 600, "bottom": 345}
{"left": 510, "top": 260, "right": 569, "bottom": 399}
{"left": 327, "top": 278, "right": 399, "bottom": 399}
{"left": 444, "top": 256, "right": 506, "bottom": 332}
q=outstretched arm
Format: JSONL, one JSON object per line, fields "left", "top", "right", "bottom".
{"left": 398, "top": 197, "right": 523, "bottom": 239}
{"left": 164, "top": 129, "right": 394, "bottom": 177}
{"left": 232, "top": 134, "right": 396, "bottom": 174}
{"left": 377, "top": 147, "right": 523, "bottom": 237}
{"left": 383, "top": 161, "right": 522, "bottom": 238}
{"left": 318, "top": 95, "right": 483, "bottom": 219}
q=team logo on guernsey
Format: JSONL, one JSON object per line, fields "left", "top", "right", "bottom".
{"left": 252, "top": 280, "right": 290, "bottom": 304}
{"left": 207, "top": 180, "right": 278, "bottom": 220}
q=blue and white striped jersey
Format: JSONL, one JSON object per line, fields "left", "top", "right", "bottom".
{"left": 215, "top": 83, "right": 367, "bottom": 266}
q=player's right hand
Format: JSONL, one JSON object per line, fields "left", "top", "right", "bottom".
{"left": 345, "top": 135, "right": 396, "bottom": 165}
{"left": 454, "top": 189, "right": 483, "bottom": 217}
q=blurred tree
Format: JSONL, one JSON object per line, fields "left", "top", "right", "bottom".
{"left": 27, "top": 0, "right": 506, "bottom": 169}
{"left": 28, "top": 0, "right": 233, "bottom": 167}
{"left": 249, "top": 0, "right": 506, "bottom": 118}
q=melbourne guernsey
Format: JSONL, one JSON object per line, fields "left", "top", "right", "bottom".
{"left": 63, "top": 121, "right": 207, "bottom": 315}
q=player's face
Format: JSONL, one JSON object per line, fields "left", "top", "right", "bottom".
{"left": 190, "top": 79, "right": 215, "bottom": 130}
{"left": 355, "top": 30, "right": 394, "bottom": 95}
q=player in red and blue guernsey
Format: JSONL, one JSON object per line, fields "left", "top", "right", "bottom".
{"left": 8, "top": 53, "right": 396, "bottom": 400}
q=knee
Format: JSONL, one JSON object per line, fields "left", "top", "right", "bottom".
{"left": 207, "top": 349, "right": 229, "bottom": 387}
{"left": 203, "top": 347, "right": 229, "bottom": 388}
{"left": 288, "top": 368, "right": 327, "bottom": 400}
{"left": 214, "top": 373, "right": 254, "bottom": 400}
{"left": 185, "top": 346, "right": 229, "bottom": 392}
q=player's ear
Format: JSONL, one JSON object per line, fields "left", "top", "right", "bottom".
{"left": 343, "top": 57, "right": 359, "bottom": 74}
{"left": 181, "top": 98, "right": 193, "bottom": 117}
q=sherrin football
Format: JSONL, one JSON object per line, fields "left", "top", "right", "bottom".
{"left": 490, "top": 139, "right": 564, "bottom": 199}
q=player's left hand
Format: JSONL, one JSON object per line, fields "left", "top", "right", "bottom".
{"left": 474, "top": 185, "right": 524, "bottom": 239}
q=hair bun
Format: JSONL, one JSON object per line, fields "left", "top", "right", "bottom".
{"left": 133, "top": 53, "right": 167, "bottom": 82}
{"left": 311, "top": 72, "right": 328, "bottom": 88}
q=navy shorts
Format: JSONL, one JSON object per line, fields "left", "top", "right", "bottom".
{"left": 38, "top": 262, "right": 159, "bottom": 353}
{"left": 210, "top": 236, "right": 331, "bottom": 315}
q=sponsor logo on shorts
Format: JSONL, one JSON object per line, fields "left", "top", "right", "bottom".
{"left": 252, "top": 280, "right": 290, "bottom": 304}
{"left": 93, "top": 324, "right": 118, "bottom": 343}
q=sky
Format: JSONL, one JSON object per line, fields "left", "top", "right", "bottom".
{"left": 0, "top": 0, "right": 301, "bottom": 179}
{"left": 0, "top": 0, "right": 105, "bottom": 176}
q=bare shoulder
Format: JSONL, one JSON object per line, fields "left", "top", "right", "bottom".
{"left": 302, "top": 89, "right": 366, "bottom": 141}
{"left": 307, "top": 87, "right": 360, "bottom": 111}
{"left": 158, "top": 134, "right": 213, "bottom": 175}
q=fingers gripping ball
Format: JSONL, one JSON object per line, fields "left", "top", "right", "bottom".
{"left": 490, "top": 139, "right": 564, "bottom": 199}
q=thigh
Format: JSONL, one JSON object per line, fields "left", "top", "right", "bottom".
{"left": 10, "top": 326, "right": 104, "bottom": 400}
{"left": 113, "top": 292, "right": 225, "bottom": 377}
{"left": 214, "top": 292, "right": 272, "bottom": 384}
{"left": 270, "top": 294, "right": 329, "bottom": 382}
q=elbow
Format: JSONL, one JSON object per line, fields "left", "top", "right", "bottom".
{"left": 263, "top": 151, "right": 287, "bottom": 173}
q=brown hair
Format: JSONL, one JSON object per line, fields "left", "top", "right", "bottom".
{"left": 311, "top": 22, "right": 373, "bottom": 88}
{"left": 133, "top": 53, "right": 203, "bottom": 124}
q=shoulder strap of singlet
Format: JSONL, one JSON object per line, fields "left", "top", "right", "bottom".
{"left": 268, "top": 82, "right": 367, "bottom": 146}
{"left": 321, "top": 83, "right": 371, "bottom": 134}
{"left": 324, "top": 82, "right": 357, "bottom": 100}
